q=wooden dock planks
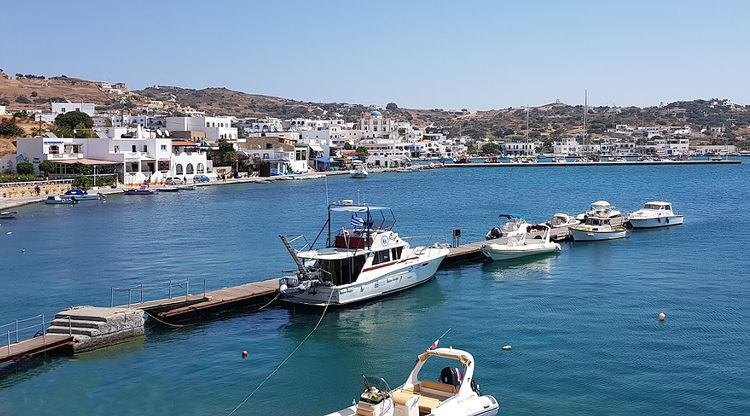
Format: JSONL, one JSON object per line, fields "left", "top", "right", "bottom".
{"left": 157, "top": 279, "right": 279, "bottom": 321}
{"left": 0, "top": 334, "right": 73, "bottom": 365}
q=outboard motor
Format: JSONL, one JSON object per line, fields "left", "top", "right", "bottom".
{"left": 440, "top": 367, "right": 462, "bottom": 386}
{"left": 485, "top": 227, "right": 503, "bottom": 240}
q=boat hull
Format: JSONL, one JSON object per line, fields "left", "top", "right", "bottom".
{"left": 281, "top": 249, "right": 448, "bottom": 306}
{"left": 350, "top": 172, "right": 368, "bottom": 178}
{"left": 570, "top": 228, "right": 628, "bottom": 241}
{"left": 629, "top": 215, "right": 683, "bottom": 228}
{"left": 481, "top": 243, "right": 560, "bottom": 260}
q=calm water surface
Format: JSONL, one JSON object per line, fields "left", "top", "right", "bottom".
{"left": 1, "top": 163, "right": 749, "bottom": 415}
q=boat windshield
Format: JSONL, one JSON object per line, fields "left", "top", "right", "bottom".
{"left": 314, "top": 255, "right": 367, "bottom": 285}
{"left": 360, "top": 375, "right": 391, "bottom": 404}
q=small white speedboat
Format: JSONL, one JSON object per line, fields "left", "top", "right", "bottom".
{"left": 63, "top": 188, "right": 101, "bottom": 201}
{"left": 351, "top": 163, "right": 368, "bottom": 178}
{"left": 570, "top": 216, "right": 628, "bottom": 241}
{"left": 325, "top": 347, "right": 499, "bottom": 416}
{"left": 0, "top": 211, "right": 18, "bottom": 219}
{"left": 547, "top": 213, "right": 579, "bottom": 228}
{"left": 43, "top": 195, "right": 78, "bottom": 204}
{"left": 485, "top": 214, "right": 529, "bottom": 240}
{"left": 575, "top": 200, "right": 622, "bottom": 221}
{"left": 482, "top": 224, "right": 561, "bottom": 261}
{"left": 628, "top": 201, "right": 684, "bottom": 228}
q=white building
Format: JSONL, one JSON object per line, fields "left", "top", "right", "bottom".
{"left": 360, "top": 138, "right": 411, "bottom": 167}
{"left": 360, "top": 111, "right": 395, "bottom": 135}
{"left": 166, "top": 116, "right": 238, "bottom": 141}
{"left": 501, "top": 141, "right": 542, "bottom": 156}
{"left": 51, "top": 102, "right": 96, "bottom": 117}
{"left": 0, "top": 105, "right": 5, "bottom": 115}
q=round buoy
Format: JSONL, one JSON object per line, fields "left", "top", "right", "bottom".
{"left": 21, "top": 248, "right": 25, "bottom": 253}
{"left": 242, "top": 350, "right": 248, "bottom": 359}
{"left": 659, "top": 312, "right": 666, "bottom": 321}
{"left": 502, "top": 345, "right": 511, "bottom": 350}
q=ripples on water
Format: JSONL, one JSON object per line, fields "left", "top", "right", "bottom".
{"left": 1, "top": 164, "right": 749, "bottom": 415}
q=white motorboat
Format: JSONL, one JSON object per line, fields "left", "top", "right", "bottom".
{"left": 351, "top": 163, "right": 369, "bottom": 178}
{"left": 553, "top": 156, "right": 568, "bottom": 163}
{"left": 628, "top": 201, "right": 684, "bottom": 228}
{"left": 278, "top": 201, "right": 449, "bottom": 306}
{"left": 575, "top": 201, "right": 622, "bottom": 221}
{"left": 326, "top": 347, "right": 499, "bottom": 416}
{"left": 178, "top": 184, "right": 197, "bottom": 190}
{"left": 43, "top": 195, "right": 78, "bottom": 204}
{"left": 547, "top": 213, "right": 579, "bottom": 228}
{"left": 569, "top": 216, "right": 628, "bottom": 241}
{"left": 481, "top": 224, "right": 561, "bottom": 261}
{"left": 63, "top": 188, "right": 101, "bottom": 201}
{"left": 485, "top": 214, "right": 528, "bottom": 240}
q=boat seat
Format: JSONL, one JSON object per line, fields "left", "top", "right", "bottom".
{"left": 393, "top": 382, "right": 452, "bottom": 414}
{"left": 356, "top": 402, "right": 376, "bottom": 416}
{"left": 420, "top": 380, "right": 459, "bottom": 396}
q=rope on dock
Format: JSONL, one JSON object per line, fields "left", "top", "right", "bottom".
{"left": 143, "top": 310, "right": 185, "bottom": 328}
{"left": 255, "top": 292, "right": 281, "bottom": 312}
{"left": 226, "top": 289, "right": 335, "bottom": 416}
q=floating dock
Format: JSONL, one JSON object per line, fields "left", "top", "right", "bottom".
{"left": 0, "top": 334, "right": 74, "bottom": 366}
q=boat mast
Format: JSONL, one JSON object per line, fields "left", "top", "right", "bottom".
{"left": 583, "top": 90, "right": 588, "bottom": 147}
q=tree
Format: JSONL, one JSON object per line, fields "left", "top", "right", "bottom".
{"left": 16, "top": 161, "right": 34, "bottom": 175}
{"left": 386, "top": 102, "right": 398, "bottom": 111}
{"left": 343, "top": 142, "right": 353, "bottom": 150}
{"left": 54, "top": 111, "right": 93, "bottom": 131}
{"left": 38, "top": 160, "right": 55, "bottom": 177}
{"left": 466, "top": 140, "right": 478, "bottom": 155}
{"left": 0, "top": 118, "right": 25, "bottom": 137}
{"left": 481, "top": 142, "right": 502, "bottom": 155}
{"left": 355, "top": 146, "right": 369, "bottom": 157}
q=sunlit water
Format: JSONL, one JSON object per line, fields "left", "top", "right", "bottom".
{"left": 1, "top": 163, "right": 749, "bottom": 415}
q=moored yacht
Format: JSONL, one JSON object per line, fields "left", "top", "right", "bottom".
{"left": 481, "top": 224, "right": 561, "bottom": 261}
{"left": 575, "top": 201, "right": 622, "bottom": 221}
{"left": 485, "top": 214, "right": 529, "bottom": 240}
{"left": 569, "top": 215, "right": 628, "bottom": 241}
{"left": 547, "top": 213, "right": 579, "bottom": 228}
{"left": 325, "top": 346, "right": 499, "bottom": 416}
{"left": 63, "top": 188, "right": 101, "bottom": 201}
{"left": 351, "top": 163, "right": 369, "bottom": 178}
{"left": 278, "top": 201, "right": 449, "bottom": 306}
{"left": 628, "top": 201, "right": 684, "bottom": 228}
{"left": 43, "top": 195, "right": 78, "bottom": 204}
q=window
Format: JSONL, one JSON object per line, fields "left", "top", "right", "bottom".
{"left": 373, "top": 250, "right": 391, "bottom": 265}
{"left": 197, "top": 163, "right": 204, "bottom": 173}
{"left": 391, "top": 246, "right": 403, "bottom": 261}
{"left": 143, "top": 145, "right": 148, "bottom": 152}
{"left": 176, "top": 164, "right": 183, "bottom": 175}
{"left": 132, "top": 145, "right": 137, "bottom": 152}
{"left": 161, "top": 145, "right": 167, "bottom": 151}
{"left": 186, "top": 163, "right": 194, "bottom": 174}
{"left": 114, "top": 145, "right": 119, "bottom": 152}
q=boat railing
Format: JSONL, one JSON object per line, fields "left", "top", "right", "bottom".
{"left": 109, "top": 278, "right": 205, "bottom": 307}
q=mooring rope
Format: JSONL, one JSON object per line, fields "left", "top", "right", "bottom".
{"left": 143, "top": 310, "right": 185, "bottom": 328}
{"left": 226, "top": 288, "right": 335, "bottom": 416}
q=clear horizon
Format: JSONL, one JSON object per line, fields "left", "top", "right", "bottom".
{"left": 3, "top": 0, "right": 749, "bottom": 111}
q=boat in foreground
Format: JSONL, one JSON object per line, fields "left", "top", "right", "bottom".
{"left": 628, "top": 201, "right": 684, "bottom": 228}
{"left": 569, "top": 216, "right": 628, "bottom": 241}
{"left": 325, "top": 347, "right": 499, "bottom": 416}
{"left": 123, "top": 186, "right": 156, "bottom": 195}
{"left": 481, "top": 224, "right": 561, "bottom": 261}
{"left": 278, "top": 201, "right": 449, "bottom": 306}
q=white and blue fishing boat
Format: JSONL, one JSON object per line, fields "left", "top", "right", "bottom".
{"left": 278, "top": 201, "right": 449, "bottom": 306}
{"left": 64, "top": 188, "right": 101, "bottom": 201}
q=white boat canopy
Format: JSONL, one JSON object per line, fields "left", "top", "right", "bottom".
{"left": 330, "top": 205, "right": 389, "bottom": 212}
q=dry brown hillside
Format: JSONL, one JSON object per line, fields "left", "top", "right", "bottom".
{"left": 0, "top": 115, "right": 55, "bottom": 157}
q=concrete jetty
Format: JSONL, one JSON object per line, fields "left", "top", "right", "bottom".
{"left": 50, "top": 306, "right": 145, "bottom": 352}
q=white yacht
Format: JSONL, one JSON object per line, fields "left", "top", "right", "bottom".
{"left": 485, "top": 214, "right": 529, "bottom": 240}
{"left": 547, "top": 213, "right": 579, "bottom": 228}
{"left": 326, "top": 347, "right": 499, "bottom": 416}
{"left": 63, "top": 188, "right": 101, "bottom": 201}
{"left": 278, "top": 202, "right": 449, "bottom": 306}
{"left": 628, "top": 201, "right": 684, "bottom": 228}
{"left": 351, "top": 163, "right": 369, "bottom": 178}
{"left": 481, "top": 224, "right": 561, "bottom": 261}
{"left": 569, "top": 216, "right": 628, "bottom": 241}
{"left": 575, "top": 201, "right": 622, "bottom": 221}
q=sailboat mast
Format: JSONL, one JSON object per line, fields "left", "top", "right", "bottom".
{"left": 584, "top": 90, "right": 588, "bottom": 146}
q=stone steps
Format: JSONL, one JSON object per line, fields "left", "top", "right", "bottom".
{"left": 51, "top": 306, "right": 145, "bottom": 352}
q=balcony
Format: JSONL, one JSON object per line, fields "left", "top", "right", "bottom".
{"left": 48, "top": 153, "right": 83, "bottom": 160}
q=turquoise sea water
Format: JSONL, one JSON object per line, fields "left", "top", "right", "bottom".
{"left": 1, "top": 163, "right": 749, "bottom": 415}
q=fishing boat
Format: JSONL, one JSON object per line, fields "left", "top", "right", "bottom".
{"left": 123, "top": 186, "right": 156, "bottom": 195}
{"left": 485, "top": 214, "right": 529, "bottom": 240}
{"left": 0, "top": 211, "right": 18, "bottom": 219}
{"left": 575, "top": 201, "right": 622, "bottom": 221}
{"left": 547, "top": 213, "right": 579, "bottom": 228}
{"left": 278, "top": 201, "right": 449, "bottom": 306}
{"left": 159, "top": 186, "right": 180, "bottom": 192}
{"left": 481, "top": 224, "right": 561, "bottom": 261}
{"left": 63, "top": 188, "right": 101, "bottom": 201}
{"left": 43, "top": 195, "right": 78, "bottom": 204}
{"left": 325, "top": 347, "right": 499, "bottom": 416}
{"left": 351, "top": 163, "right": 369, "bottom": 178}
{"left": 569, "top": 216, "right": 628, "bottom": 241}
{"left": 628, "top": 201, "right": 684, "bottom": 228}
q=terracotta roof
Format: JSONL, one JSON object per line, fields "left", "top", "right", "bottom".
{"left": 172, "top": 140, "right": 197, "bottom": 146}
{"left": 53, "top": 158, "right": 120, "bottom": 165}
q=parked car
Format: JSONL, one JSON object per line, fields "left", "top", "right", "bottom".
{"left": 193, "top": 175, "right": 210, "bottom": 183}
{"left": 165, "top": 177, "right": 184, "bottom": 185}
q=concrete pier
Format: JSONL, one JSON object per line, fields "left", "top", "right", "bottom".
{"left": 50, "top": 306, "right": 145, "bottom": 352}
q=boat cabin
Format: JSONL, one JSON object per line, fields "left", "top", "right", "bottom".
{"left": 585, "top": 216, "right": 611, "bottom": 227}
{"left": 642, "top": 202, "right": 673, "bottom": 212}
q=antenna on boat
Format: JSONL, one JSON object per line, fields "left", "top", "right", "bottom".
{"left": 324, "top": 175, "right": 329, "bottom": 207}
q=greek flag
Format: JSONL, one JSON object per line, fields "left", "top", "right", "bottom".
{"left": 350, "top": 215, "right": 364, "bottom": 227}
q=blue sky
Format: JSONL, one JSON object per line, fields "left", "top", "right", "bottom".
{"left": 3, "top": 1, "right": 748, "bottom": 110}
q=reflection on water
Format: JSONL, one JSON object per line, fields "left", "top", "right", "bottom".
{"left": 482, "top": 255, "right": 557, "bottom": 280}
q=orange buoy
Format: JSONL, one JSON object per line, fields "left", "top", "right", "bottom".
{"left": 242, "top": 350, "right": 248, "bottom": 358}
